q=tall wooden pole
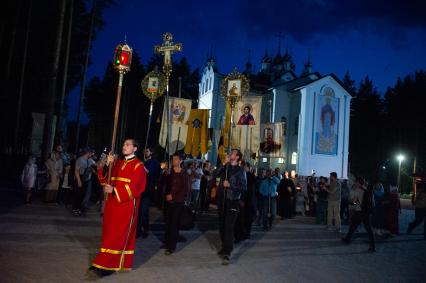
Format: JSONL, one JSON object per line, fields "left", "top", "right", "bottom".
{"left": 108, "top": 72, "right": 124, "bottom": 183}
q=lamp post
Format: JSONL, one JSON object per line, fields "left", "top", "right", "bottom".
{"left": 397, "top": 154, "right": 405, "bottom": 192}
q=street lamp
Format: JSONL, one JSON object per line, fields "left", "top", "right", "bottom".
{"left": 397, "top": 154, "right": 405, "bottom": 192}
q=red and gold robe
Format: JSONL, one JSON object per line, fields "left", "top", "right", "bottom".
{"left": 92, "top": 157, "right": 146, "bottom": 271}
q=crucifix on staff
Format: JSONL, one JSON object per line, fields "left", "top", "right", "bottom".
{"left": 154, "top": 32, "right": 183, "bottom": 157}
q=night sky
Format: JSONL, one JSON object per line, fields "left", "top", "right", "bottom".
{"left": 67, "top": 0, "right": 426, "bottom": 121}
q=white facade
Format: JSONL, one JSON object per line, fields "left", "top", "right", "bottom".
{"left": 197, "top": 56, "right": 351, "bottom": 178}
{"left": 198, "top": 60, "right": 225, "bottom": 163}
{"left": 293, "top": 76, "right": 351, "bottom": 179}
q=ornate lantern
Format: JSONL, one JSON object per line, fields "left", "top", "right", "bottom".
{"left": 113, "top": 43, "right": 132, "bottom": 74}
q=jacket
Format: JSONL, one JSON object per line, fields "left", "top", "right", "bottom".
{"left": 214, "top": 164, "right": 247, "bottom": 201}
{"left": 259, "top": 176, "right": 280, "bottom": 197}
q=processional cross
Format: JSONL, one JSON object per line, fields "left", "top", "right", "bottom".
{"left": 154, "top": 32, "right": 182, "bottom": 81}
{"left": 154, "top": 32, "right": 183, "bottom": 158}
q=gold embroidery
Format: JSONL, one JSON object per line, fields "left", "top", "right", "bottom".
{"left": 92, "top": 263, "right": 132, "bottom": 271}
{"left": 119, "top": 198, "right": 137, "bottom": 269}
{"left": 121, "top": 158, "right": 136, "bottom": 170}
{"left": 134, "top": 163, "right": 141, "bottom": 170}
{"left": 111, "top": 177, "right": 131, "bottom": 183}
{"left": 100, "top": 248, "right": 134, "bottom": 255}
{"left": 114, "top": 187, "right": 121, "bottom": 203}
{"left": 125, "top": 184, "right": 133, "bottom": 199}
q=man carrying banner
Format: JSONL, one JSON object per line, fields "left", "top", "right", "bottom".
{"left": 214, "top": 149, "right": 247, "bottom": 265}
{"left": 88, "top": 138, "right": 146, "bottom": 277}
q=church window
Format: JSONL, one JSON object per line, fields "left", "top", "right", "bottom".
{"left": 294, "top": 116, "right": 299, "bottom": 135}
{"left": 291, "top": 152, "right": 297, "bottom": 165}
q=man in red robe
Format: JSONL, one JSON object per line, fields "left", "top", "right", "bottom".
{"left": 89, "top": 138, "right": 146, "bottom": 277}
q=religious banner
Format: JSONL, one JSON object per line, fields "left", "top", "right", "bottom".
{"left": 232, "top": 96, "right": 262, "bottom": 159}
{"left": 159, "top": 97, "right": 192, "bottom": 152}
{"left": 313, "top": 86, "right": 339, "bottom": 155}
{"left": 217, "top": 103, "right": 232, "bottom": 164}
{"left": 184, "top": 109, "right": 209, "bottom": 157}
{"left": 259, "top": 122, "right": 285, "bottom": 157}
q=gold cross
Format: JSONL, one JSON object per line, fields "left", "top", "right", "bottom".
{"left": 154, "top": 32, "right": 182, "bottom": 79}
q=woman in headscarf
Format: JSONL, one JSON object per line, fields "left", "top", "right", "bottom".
{"left": 44, "top": 151, "right": 63, "bottom": 203}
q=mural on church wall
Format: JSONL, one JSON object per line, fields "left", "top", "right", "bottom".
{"left": 314, "top": 86, "right": 339, "bottom": 155}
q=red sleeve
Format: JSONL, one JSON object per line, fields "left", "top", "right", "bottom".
{"left": 114, "top": 162, "right": 146, "bottom": 203}
{"left": 98, "top": 168, "right": 106, "bottom": 186}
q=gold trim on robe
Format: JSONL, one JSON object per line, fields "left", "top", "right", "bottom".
{"left": 124, "top": 184, "right": 133, "bottom": 199}
{"left": 114, "top": 187, "right": 121, "bottom": 203}
{"left": 92, "top": 263, "right": 132, "bottom": 271}
{"left": 111, "top": 177, "right": 131, "bottom": 183}
{"left": 100, "top": 248, "right": 134, "bottom": 255}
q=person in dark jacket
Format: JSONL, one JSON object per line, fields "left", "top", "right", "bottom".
{"left": 214, "top": 149, "right": 247, "bottom": 265}
{"left": 407, "top": 174, "right": 426, "bottom": 239}
{"left": 136, "top": 148, "right": 160, "bottom": 239}
{"left": 278, "top": 171, "right": 296, "bottom": 219}
{"left": 341, "top": 177, "right": 375, "bottom": 252}
{"left": 164, "top": 153, "right": 191, "bottom": 255}
{"left": 243, "top": 163, "right": 257, "bottom": 239}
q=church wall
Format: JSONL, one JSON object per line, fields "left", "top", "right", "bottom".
{"left": 198, "top": 66, "right": 226, "bottom": 164}
{"left": 264, "top": 85, "right": 294, "bottom": 171}
{"left": 297, "top": 76, "right": 351, "bottom": 179}
{"left": 287, "top": 92, "right": 301, "bottom": 172}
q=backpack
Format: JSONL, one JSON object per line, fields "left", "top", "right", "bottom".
{"left": 361, "top": 186, "right": 375, "bottom": 214}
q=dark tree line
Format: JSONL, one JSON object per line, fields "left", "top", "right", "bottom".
{"left": 345, "top": 70, "right": 426, "bottom": 191}
{"left": 0, "top": 0, "right": 112, "bottom": 156}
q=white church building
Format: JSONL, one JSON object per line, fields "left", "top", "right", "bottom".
{"left": 198, "top": 49, "right": 351, "bottom": 179}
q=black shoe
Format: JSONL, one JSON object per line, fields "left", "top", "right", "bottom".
{"left": 88, "top": 266, "right": 114, "bottom": 277}
{"left": 164, "top": 249, "right": 174, "bottom": 255}
{"left": 178, "top": 235, "right": 187, "bottom": 242}
{"left": 368, "top": 247, "right": 376, "bottom": 253}
{"left": 217, "top": 249, "right": 226, "bottom": 256}
{"left": 222, "top": 255, "right": 230, "bottom": 265}
{"left": 341, "top": 237, "right": 350, "bottom": 245}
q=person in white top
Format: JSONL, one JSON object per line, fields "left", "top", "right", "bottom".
{"left": 21, "top": 156, "right": 38, "bottom": 204}
{"left": 187, "top": 161, "right": 203, "bottom": 210}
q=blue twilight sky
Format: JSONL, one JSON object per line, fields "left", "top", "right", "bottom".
{"left": 67, "top": 0, "right": 426, "bottom": 122}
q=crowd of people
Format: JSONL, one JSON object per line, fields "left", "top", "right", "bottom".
{"left": 19, "top": 141, "right": 426, "bottom": 277}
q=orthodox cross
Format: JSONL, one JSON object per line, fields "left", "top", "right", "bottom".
{"left": 154, "top": 32, "right": 182, "bottom": 80}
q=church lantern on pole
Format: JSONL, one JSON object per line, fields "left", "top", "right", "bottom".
{"left": 105, "top": 41, "right": 133, "bottom": 191}
{"left": 113, "top": 43, "right": 132, "bottom": 74}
